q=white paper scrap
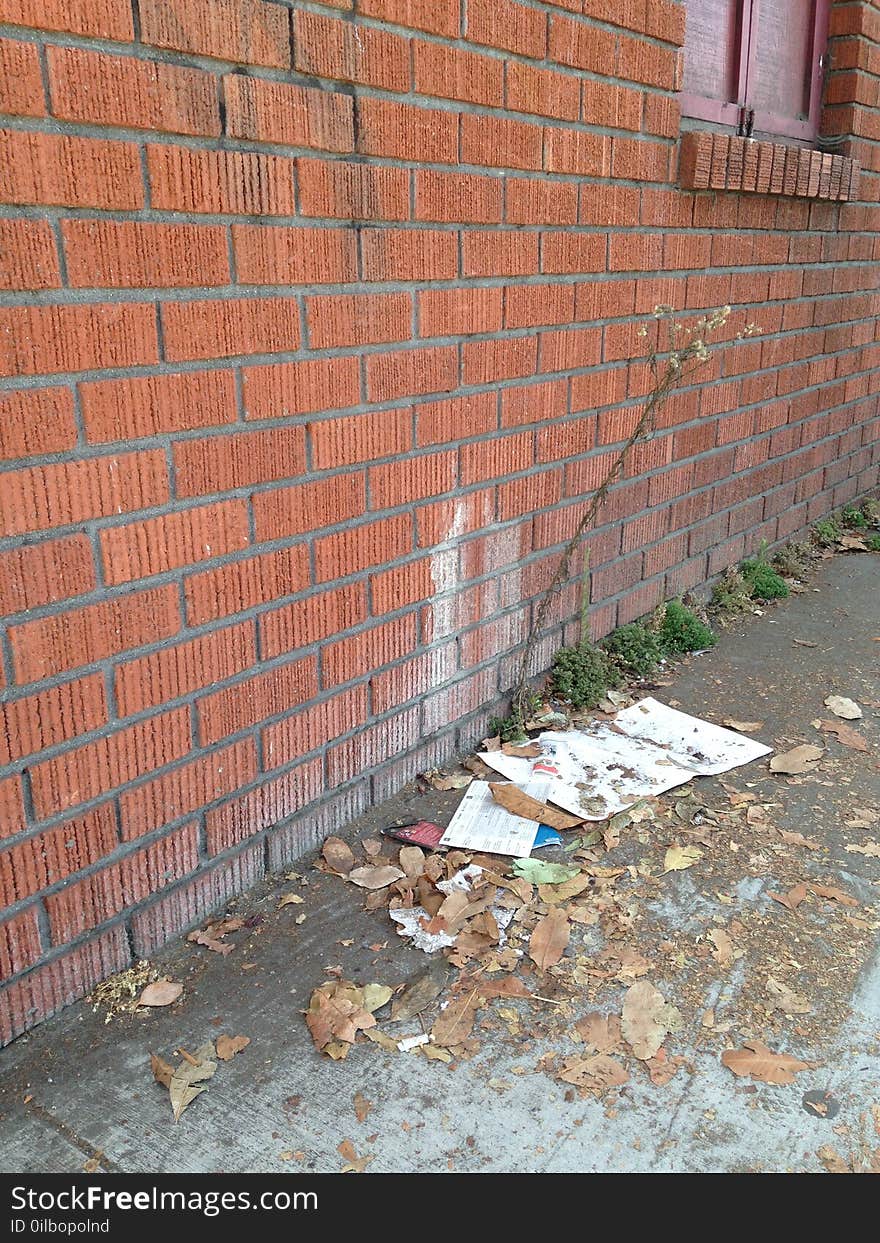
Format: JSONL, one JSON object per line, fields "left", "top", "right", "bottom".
{"left": 438, "top": 779, "right": 541, "bottom": 856}
{"left": 477, "top": 697, "right": 772, "bottom": 822}
{"left": 397, "top": 1033, "right": 431, "bottom": 1052}
{"left": 389, "top": 906, "right": 456, "bottom": 953}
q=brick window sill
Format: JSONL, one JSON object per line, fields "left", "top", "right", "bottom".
{"left": 679, "top": 130, "right": 859, "bottom": 201}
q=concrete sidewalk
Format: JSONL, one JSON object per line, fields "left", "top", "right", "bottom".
{"left": 1, "top": 553, "right": 879, "bottom": 1174}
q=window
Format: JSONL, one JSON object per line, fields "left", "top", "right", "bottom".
{"left": 681, "top": 0, "right": 831, "bottom": 142}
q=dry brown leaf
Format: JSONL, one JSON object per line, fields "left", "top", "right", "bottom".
{"left": 708, "top": 927, "right": 736, "bottom": 967}
{"left": 215, "top": 1034, "right": 250, "bottom": 1060}
{"left": 186, "top": 930, "right": 233, "bottom": 956}
{"left": 338, "top": 1139, "right": 373, "bottom": 1173}
{"left": 819, "top": 720, "right": 868, "bottom": 751}
{"left": 137, "top": 979, "right": 183, "bottom": 1008}
{"left": 621, "top": 980, "right": 683, "bottom": 1061}
{"left": 431, "top": 981, "right": 482, "bottom": 1047}
{"left": 348, "top": 864, "right": 405, "bottom": 890}
{"left": 489, "top": 782, "right": 583, "bottom": 831}
{"left": 645, "top": 1048, "right": 687, "bottom": 1086}
{"left": 150, "top": 1052, "right": 174, "bottom": 1089}
{"left": 278, "top": 893, "right": 304, "bottom": 908}
{"left": 353, "top": 1092, "right": 372, "bottom": 1123}
{"left": 477, "top": 977, "right": 532, "bottom": 1000}
{"left": 398, "top": 846, "right": 426, "bottom": 878}
{"left": 809, "top": 883, "right": 858, "bottom": 907}
{"left": 529, "top": 910, "right": 570, "bottom": 971}
{"left": 845, "top": 841, "right": 880, "bottom": 857}
{"left": 501, "top": 742, "right": 541, "bottom": 757}
{"left": 322, "top": 837, "right": 355, "bottom": 875}
{"left": 824, "top": 695, "right": 862, "bottom": 720}
{"left": 779, "top": 830, "right": 821, "bottom": 850}
{"left": 770, "top": 745, "right": 824, "bottom": 775}
{"left": 768, "top": 881, "right": 809, "bottom": 911}
{"left": 663, "top": 844, "right": 703, "bottom": 873}
{"left": 169, "top": 1043, "right": 217, "bottom": 1121}
{"left": 722, "top": 720, "right": 764, "bottom": 732}
{"left": 391, "top": 961, "right": 449, "bottom": 1021}
{"left": 766, "top": 978, "right": 811, "bottom": 1015}
{"left": 306, "top": 981, "right": 377, "bottom": 1058}
{"left": 575, "top": 1012, "right": 621, "bottom": 1054}
{"left": 557, "top": 1054, "right": 628, "bottom": 1093}
{"left": 721, "top": 1040, "right": 810, "bottom": 1085}
{"left": 817, "top": 1145, "right": 850, "bottom": 1173}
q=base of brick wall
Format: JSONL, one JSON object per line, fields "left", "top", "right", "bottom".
{"left": 4, "top": 479, "right": 878, "bottom": 1046}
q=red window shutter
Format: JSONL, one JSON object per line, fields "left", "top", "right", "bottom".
{"left": 681, "top": 0, "right": 751, "bottom": 126}
{"left": 746, "top": 0, "right": 830, "bottom": 140}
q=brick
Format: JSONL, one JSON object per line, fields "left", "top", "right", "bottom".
{"left": 0, "top": 130, "right": 143, "bottom": 211}
{"left": 184, "top": 544, "right": 310, "bottom": 626}
{"left": 62, "top": 220, "right": 229, "bottom": 289}
{"left": 198, "top": 656, "right": 318, "bottom": 745}
{"left": 361, "top": 227, "right": 458, "bottom": 281}
{"left": 0, "top": 534, "right": 95, "bottom": 615}
{"left": 162, "top": 297, "right": 300, "bottom": 362}
{"left": 47, "top": 46, "right": 220, "bottom": 137}
{"left": 262, "top": 685, "right": 368, "bottom": 770}
{"left": 224, "top": 74, "right": 354, "bottom": 151}
{"left": 327, "top": 705, "right": 421, "bottom": 785}
{"left": 502, "top": 379, "right": 568, "bottom": 427}
{"left": 507, "top": 61, "right": 580, "bottom": 121}
{"left": 174, "top": 426, "right": 305, "bottom": 498}
{"left": 461, "top": 430, "right": 533, "bottom": 484}
{"left": 233, "top": 224, "right": 357, "bottom": 285}
{"left": 0, "top": 906, "right": 42, "bottom": 979}
{"left": 371, "top": 556, "right": 438, "bottom": 614}
{"left": 0, "top": 675, "right": 107, "bottom": 768}
{"left": 129, "top": 844, "right": 262, "bottom": 957}
{"left": 115, "top": 622, "right": 254, "bottom": 718}
{"left": 0, "top": 388, "right": 77, "bottom": 463}
{"left": 45, "top": 824, "right": 199, "bottom": 945}
{"left": 414, "top": 170, "right": 503, "bottom": 223}
{"left": 608, "top": 232, "right": 664, "bottom": 271}
{"left": 506, "top": 177, "right": 578, "bottom": 224}
{"left": 0, "top": 775, "right": 26, "bottom": 839}
{"left": 419, "top": 287, "right": 503, "bottom": 337}
{"left": 306, "top": 292, "right": 411, "bottom": 348}
{"left": 31, "top": 706, "right": 191, "bottom": 820}
{"left": 139, "top": 0, "right": 289, "bottom": 68}
{"left": 461, "top": 114, "right": 544, "bottom": 170}
{"left": 323, "top": 615, "right": 418, "bottom": 688}
{"left": 252, "top": 473, "right": 366, "bottom": 542}
{"left": 618, "top": 33, "right": 678, "bottom": 88}
{"left": 416, "top": 393, "right": 497, "bottom": 445}
{"left": 0, "top": 0, "right": 132, "bottom": 38}
{"left": 549, "top": 14, "right": 617, "bottom": 71}
{"left": 294, "top": 10, "right": 409, "bottom": 91}
{"left": 147, "top": 144, "right": 295, "bottom": 216}
{"left": 370, "top": 450, "right": 457, "bottom": 507}
{"left": 611, "top": 136, "right": 670, "bottom": 182}
{"left": 358, "top": 0, "right": 458, "bottom": 37}
{"left": 462, "top": 335, "right": 538, "bottom": 384}
{"left": 260, "top": 584, "right": 368, "bottom": 659}
{"left": 311, "top": 406, "right": 411, "bottom": 469}
{"left": 366, "top": 344, "right": 459, "bottom": 402}
{"left": 413, "top": 40, "right": 503, "bottom": 106}
{"left": 539, "top": 327, "right": 602, "bottom": 373}
{"left": 205, "top": 759, "right": 323, "bottom": 855}
{"left": 582, "top": 78, "right": 643, "bottom": 131}
{"left": 462, "top": 231, "right": 538, "bottom": 276}
{"left": 100, "top": 500, "right": 249, "bottom": 586}
{"left": 0, "top": 450, "right": 168, "bottom": 538}
{"left": 467, "top": 0, "right": 547, "bottom": 58}
{"left": 118, "top": 738, "right": 257, "bottom": 841}
{"left": 314, "top": 514, "right": 412, "bottom": 582}
{"left": 358, "top": 97, "right": 458, "bottom": 163}
{"left": 80, "top": 370, "right": 238, "bottom": 444}
{"left": 0, "top": 805, "right": 117, "bottom": 905}
{"left": 242, "top": 356, "right": 360, "bottom": 420}
{"left": 542, "top": 231, "right": 605, "bottom": 274}
{"left": 0, "top": 39, "right": 44, "bottom": 116}
{"left": 9, "top": 584, "right": 179, "bottom": 683}
{"left": 297, "top": 158, "right": 409, "bottom": 220}
{"left": 505, "top": 282, "right": 575, "bottom": 328}
{"left": 0, "top": 219, "right": 59, "bottom": 291}
{"left": 0, "top": 303, "right": 158, "bottom": 377}
{"left": 544, "top": 126, "right": 610, "bottom": 176}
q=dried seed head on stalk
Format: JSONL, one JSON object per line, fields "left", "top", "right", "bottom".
{"left": 509, "top": 305, "right": 756, "bottom": 730}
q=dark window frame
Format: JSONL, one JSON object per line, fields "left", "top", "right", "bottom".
{"left": 681, "top": 0, "right": 831, "bottom": 142}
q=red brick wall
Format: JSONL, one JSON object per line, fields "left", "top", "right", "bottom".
{"left": 1, "top": 0, "right": 878, "bottom": 1042}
